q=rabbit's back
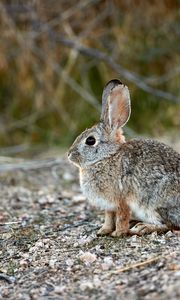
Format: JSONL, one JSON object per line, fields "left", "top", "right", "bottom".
{"left": 121, "top": 138, "right": 180, "bottom": 195}
{"left": 122, "top": 138, "right": 179, "bottom": 175}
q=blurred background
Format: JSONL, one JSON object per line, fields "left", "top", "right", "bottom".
{"left": 0, "top": 0, "right": 179, "bottom": 157}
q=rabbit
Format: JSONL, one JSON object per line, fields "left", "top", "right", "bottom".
{"left": 68, "top": 79, "right": 180, "bottom": 236}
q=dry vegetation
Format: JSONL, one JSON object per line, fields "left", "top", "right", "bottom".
{"left": 0, "top": 0, "right": 179, "bottom": 150}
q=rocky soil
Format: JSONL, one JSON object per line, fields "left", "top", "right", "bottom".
{"left": 0, "top": 155, "right": 179, "bottom": 300}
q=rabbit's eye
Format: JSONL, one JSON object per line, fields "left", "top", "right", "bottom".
{"left": 85, "top": 136, "right": 96, "bottom": 146}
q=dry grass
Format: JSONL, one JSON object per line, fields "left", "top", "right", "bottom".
{"left": 0, "top": 0, "right": 179, "bottom": 149}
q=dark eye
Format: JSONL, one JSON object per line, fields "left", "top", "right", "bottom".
{"left": 85, "top": 136, "right": 96, "bottom": 146}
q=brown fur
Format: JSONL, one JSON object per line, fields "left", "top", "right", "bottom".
{"left": 114, "top": 129, "right": 125, "bottom": 143}
{"left": 109, "top": 87, "right": 130, "bottom": 128}
{"left": 113, "top": 200, "right": 131, "bottom": 236}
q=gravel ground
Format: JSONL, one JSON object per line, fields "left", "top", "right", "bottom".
{"left": 0, "top": 155, "right": 179, "bottom": 300}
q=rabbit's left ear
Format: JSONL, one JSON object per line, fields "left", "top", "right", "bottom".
{"left": 108, "top": 83, "right": 131, "bottom": 129}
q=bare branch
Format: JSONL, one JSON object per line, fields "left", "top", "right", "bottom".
{"left": 145, "top": 66, "right": 180, "bottom": 85}
{"left": 4, "top": 2, "right": 178, "bottom": 103}
{"left": 0, "top": 157, "right": 63, "bottom": 172}
{"left": 0, "top": 144, "right": 29, "bottom": 156}
{"left": 52, "top": 36, "right": 179, "bottom": 104}
{"left": 30, "top": 45, "right": 101, "bottom": 112}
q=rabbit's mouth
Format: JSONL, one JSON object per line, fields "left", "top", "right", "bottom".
{"left": 67, "top": 150, "right": 81, "bottom": 167}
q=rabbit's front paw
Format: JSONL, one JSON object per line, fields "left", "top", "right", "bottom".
{"left": 111, "top": 230, "right": 127, "bottom": 237}
{"left": 97, "top": 227, "right": 114, "bottom": 236}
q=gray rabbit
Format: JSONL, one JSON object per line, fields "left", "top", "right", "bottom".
{"left": 68, "top": 79, "right": 180, "bottom": 236}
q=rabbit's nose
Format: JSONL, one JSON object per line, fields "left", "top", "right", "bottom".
{"left": 67, "top": 148, "right": 76, "bottom": 160}
{"left": 67, "top": 149, "right": 72, "bottom": 158}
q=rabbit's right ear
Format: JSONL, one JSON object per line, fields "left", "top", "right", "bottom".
{"left": 101, "top": 79, "right": 131, "bottom": 129}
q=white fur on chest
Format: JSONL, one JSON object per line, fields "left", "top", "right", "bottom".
{"left": 129, "top": 202, "right": 162, "bottom": 225}
{"left": 80, "top": 173, "right": 116, "bottom": 211}
{"left": 88, "top": 193, "right": 116, "bottom": 210}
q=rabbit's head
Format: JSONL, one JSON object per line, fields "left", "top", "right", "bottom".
{"left": 68, "top": 79, "right": 131, "bottom": 168}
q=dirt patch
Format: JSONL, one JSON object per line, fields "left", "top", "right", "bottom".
{"left": 0, "top": 157, "right": 179, "bottom": 300}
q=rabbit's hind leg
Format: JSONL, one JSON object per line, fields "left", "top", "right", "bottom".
{"left": 97, "top": 210, "right": 116, "bottom": 236}
{"left": 129, "top": 222, "right": 168, "bottom": 236}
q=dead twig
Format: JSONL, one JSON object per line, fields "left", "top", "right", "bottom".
{"left": 0, "top": 221, "right": 21, "bottom": 226}
{"left": 112, "top": 252, "right": 177, "bottom": 274}
{"left": 114, "top": 256, "right": 162, "bottom": 273}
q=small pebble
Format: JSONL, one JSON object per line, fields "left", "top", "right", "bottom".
{"left": 79, "top": 251, "right": 97, "bottom": 264}
{"left": 80, "top": 281, "right": 94, "bottom": 291}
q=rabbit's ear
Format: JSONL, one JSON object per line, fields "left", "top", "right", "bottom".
{"left": 101, "top": 79, "right": 131, "bottom": 129}
{"left": 107, "top": 81, "right": 131, "bottom": 129}
{"left": 101, "top": 79, "right": 122, "bottom": 126}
